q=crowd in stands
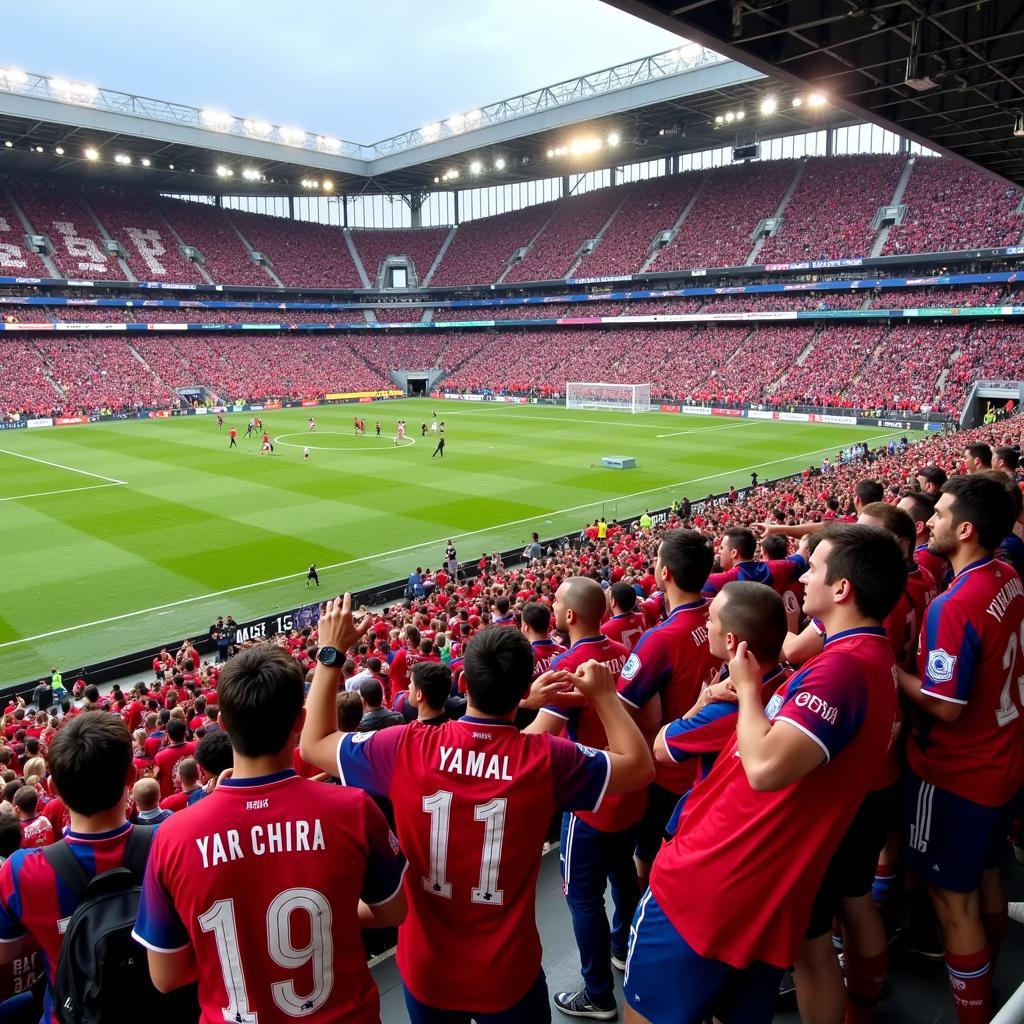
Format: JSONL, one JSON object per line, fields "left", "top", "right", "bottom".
{"left": 775, "top": 325, "right": 884, "bottom": 408}
{"left": 351, "top": 229, "right": 449, "bottom": 288}
{"left": 1, "top": 412, "right": 1021, "bottom": 1023}
{"left": 758, "top": 154, "right": 904, "bottom": 264}
{"left": 0, "top": 194, "right": 49, "bottom": 277}
{"left": 227, "top": 209, "right": 365, "bottom": 289}
{"left": 883, "top": 157, "right": 1024, "bottom": 256}
{"left": 504, "top": 188, "right": 624, "bottom": 283}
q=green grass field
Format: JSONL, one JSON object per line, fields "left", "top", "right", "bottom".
{"left": 0, "top": 400, "right": 920, "bottom": 685}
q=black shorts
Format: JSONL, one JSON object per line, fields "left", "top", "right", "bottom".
{"left": 805, "top": 784, "right": 898, "bottom": 939}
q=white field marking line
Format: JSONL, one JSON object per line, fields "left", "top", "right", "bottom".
{"left": 0, "top": 448, "right": 126, "bottom": 485}
{"left": 0, "top": 482, "right": 123, "bottom": 503}
{"left": 272, "top": 432, "right": 417, "bottom": 451}
{"left": 655, "top": 421, "right": 760, "bottom": 440}
{"left": 0, "top": 429, "right": 905, "bottom": 650}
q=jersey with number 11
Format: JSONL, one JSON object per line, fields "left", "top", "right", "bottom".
{"left": 337, "top": 717, "right": 611, "bottom": 1013}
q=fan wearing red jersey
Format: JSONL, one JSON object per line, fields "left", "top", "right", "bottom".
{"left": 897, "top": 475, "right": 1024, "bottom": 1024}
{"left": 521, "top": 602, "right": 567, "bottom": 680}
{"left": 526, "top": 577, "right": 639, "bottom": 1020}
{"left": 601, "top": 583, "right": 648, "bottom": 653}
{"left": 654, "top": 582, "right": 790, "bottom": 837}
{"left": 757, "top": 479, "right": 885, "bottom": 540}
{"left": 0, "top": 713, "right": 199, "bottom": 1024}
{"left": 615, "top": 529, "right": 720, "bottom": 882}
{"left": 624, "top": 524, "right": 905, "bottom": 1024}
{"left": 898, "top": 491, "right": 951, "bottom": 594}
{"left": 133, "top": 642, "right": 407, "bottom": 1024}
{"left": 301, "top": 595, "right": 654, "bottom": 1024}
{"left": 702, "top": 527, "right": 807, "bottom": 605}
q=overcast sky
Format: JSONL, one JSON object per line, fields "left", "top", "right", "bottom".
{"left": 3, "top": 1, "right": 686, "bottom": 142}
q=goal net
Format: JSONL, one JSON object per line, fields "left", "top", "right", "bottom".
{"left": 565, "top": 382, "right": 652, "bottom": 414}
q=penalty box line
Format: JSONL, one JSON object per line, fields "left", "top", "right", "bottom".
{"left": 0, "top": 448, "right": 126, "bottom": 486}
{"left": 0, "top": 482, "right": 124, "bottom": 503}
{"left": 0, "top": 429, "right": 907, "bottom": 651}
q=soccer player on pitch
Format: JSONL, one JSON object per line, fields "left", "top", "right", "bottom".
{"left": 132, "top": 643, "right": 407, "bottom": 1024}
{"left": 301, "top": 594, "right": 654, "bottom": 1024}
{"left": 307, "top": 563, "right": 320, "bottom": 588}
{"left": 624, "top": 524, "right": 905, "bottom": 1024}
{"left": 897, "top": 475, "right": 1024, "bottom": 1024}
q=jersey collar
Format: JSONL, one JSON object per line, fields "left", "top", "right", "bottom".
{"left": 566, "top": 635, "right": 606, "bottom": 652}
{"left": 954, "top": 555, "right": 993, "bottom": 578}
{"left": 457, "top": 715, "right": 518, "bottom": 729}
{"left": 531, "top": 639, "right": 556, "bottom": 648}
{"left": 823, "top": 626, "right": 887, "bottom": 647}
{"left": 667, "top": 599, "right": 705, "bottom": 617}
{"left": 220, "top": 769, "right": 297, "bottom": 789}
{"left": 67, "top": 821, "right": 132, "bottom": 843}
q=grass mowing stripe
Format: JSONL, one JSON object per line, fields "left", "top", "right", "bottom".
{"left": 0, "top": 447, "right": 126, "bottom": 484}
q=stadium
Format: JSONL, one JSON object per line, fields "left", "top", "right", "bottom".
{"left": 0, "top": 0, "right": 1022, "bottom": 1021}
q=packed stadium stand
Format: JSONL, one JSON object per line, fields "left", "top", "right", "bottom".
{"left": 226, "top": 209, "right": 364, "bottom": 289}
{"left": 0, "top": 190, "right": 51, "bottom": 276}
{"left": 351, "top": 228, "right": 449, "bottom": 287}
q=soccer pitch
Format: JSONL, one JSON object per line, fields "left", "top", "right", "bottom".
{"left": 0, "top": 400, "right": 920, "bottom": 685}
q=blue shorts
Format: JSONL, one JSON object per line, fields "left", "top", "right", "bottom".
{"left": 903, "top": 772, "right": 1011, "bottom": 893}
{"left": 624, "top": 890, "right": 782, "bottom": 1024}
{"left": 403, "top": 970, "right": 550, "bottom": 1024}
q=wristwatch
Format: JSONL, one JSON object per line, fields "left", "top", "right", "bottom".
{"left": 317, "top": 646, "right": 341, "bottom": 667}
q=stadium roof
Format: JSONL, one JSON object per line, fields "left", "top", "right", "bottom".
{"left": 0, "top": 48, "right": 859, "bottom": 199}
{"left": 605, "top": 0, "right": 1024, "bottom": 188}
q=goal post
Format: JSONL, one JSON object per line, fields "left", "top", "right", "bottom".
{"left": 565, "top": 382, "right": 652, "bottom": 414}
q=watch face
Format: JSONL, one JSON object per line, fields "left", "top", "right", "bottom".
{"left": 319, "top": 646, "right": 339, "bottom": 666}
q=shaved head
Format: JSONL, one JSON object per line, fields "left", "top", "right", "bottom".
{"left": 555, "top": 576, "right": 607, "bottom": 632}
{"left": 132, "top": 777, "right": 161, "bottom": 811}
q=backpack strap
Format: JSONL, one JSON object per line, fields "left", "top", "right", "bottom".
{"left": 41, "top": 841, "right": 92, "bottom": 902}
{"left": 123, "top": 824, "right": 156, "bottom": 881}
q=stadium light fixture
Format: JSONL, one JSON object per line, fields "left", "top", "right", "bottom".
{"left": 243, "top": 119, "right": 272, "bottom": 138}
{"left": 114, "top": 153, "right": 131, "bottom": 165}
{"left": 725, "top": 111, "right": 735, "bottom": 123}
{"left": 140, "top": 157, "right": 151, "bottom": 167}
{"left": 791, "top": 96, "right": 803, "bottom": 108}
{"left": 433, "top": 176, "right": 440, "bottom": 184}
{"left": 72, "top": 82, "right": 97, "bottom": 101}
{"left": 495, "top": 157, "right": 506, "bottom": 170}
{"left": 547, "top": 148, "right": 554, "bottom": 158}
{"left": 54, "top": 146, "right": 64, "bottom": 155}
{"left": 241, "top": 167, "right": 260, "bottom": 181}
{"left": 317, "top": 135, "right": 342, "bottom": 153}
{"left": 3, "top": 141, "right": 12, "bottom": 148}
{"left": 760, "top": 97, "right": 777, "bottom": 115}
{"left": 84, "top": 146, "right": 99, "bottom": 160}
{"left": 322, "top": 179, "right": 334, "bottom": 191}
{"left": 34, "top": 145, "right": 43, "bottom": 153}
{"left": 215, "top": 164, "right": 233, "bottom": 178}
{"left": 169, "top": 163, "right": 175, "bottom": 170}
{"left": 735, "top": 110, "right": 745, "bottom": 120}
{"left": 607, "top": 131, "right": 620, "bottom": 146}
{"left": 808, "top": 93, "right": 827, "bottom": 108}
{"left": 569, "top": 136, "right": 602, "bottom": 156}
{"left": 449, "top": 113, "right": 466, "bottom": 132}
{"left": 1013, "top": 112, "right": 1024, "bottom": 138}
{"left": 49, "top": 78, "right": 71, "bottom": 95}
{"left": 714, "top": 115, "right": 724, "bottom": 125}
{"left": 469, "top": 160, "right": 483, "bottom": 175}
{"left": 201, "top": 109, "right": 233, "bottom": 129}
{"left": 0, "top": 68, "right": 28, "bottom": 87}
{"left": 422, "top": 122, "right": 441, "bottom": 140}
{"left": 279, "top": 127, "right": 307, "bottom": 146}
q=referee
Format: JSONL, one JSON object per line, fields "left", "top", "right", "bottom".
{"left": 432, "top": 436, "right": 446, "bottom": 458}
{"left": 306, "top": 563, "right": 320, "bottom": 588}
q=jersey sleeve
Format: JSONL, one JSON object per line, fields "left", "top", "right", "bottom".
{"left": 337, "top": 727, "right": 402, "bottom": 797}
{"left": 617, "top": 631, "right": 669, "bottom": 709}
{"left": 917, "top": 594, "right": 980, "bottom": 705}
{"left": 772, "top": 662, "right": 869, "bottom": 763}
{"left": 547, "top": 736, "right": 611, "bottom": 813}
{"left": 0, "top": 856, "right": 27, "bottom": 943}
{"left": 359, "top": 792, "right": 408, "bottom": 907}
{"left": 662, "top": 701, "right": 740, "bottom": 763}
{"left": 702, "top": 569, "right": 735, "bottom": 598}
{"left": 771, "top": 555, "right": 806, "bottom": 585}
{"left": 131, "top": 829, "right": 190, "bottom": 953}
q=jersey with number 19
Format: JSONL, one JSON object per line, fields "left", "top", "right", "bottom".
{"left": 337, "top": 717, "right": 611, "bottom": 1013}
{"left": 908, "top": 556, "right": 1024, "bottom": 806}
{"left": 132, "top": 770, "right": 407, "bottom": 1024}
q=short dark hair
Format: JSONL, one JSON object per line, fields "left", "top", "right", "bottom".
{"left": 494, "top": 596, "right": 510, "bottom": 615}
{"left": 217, "top": 645, "right": 304, "bottom": 758}
{"left": 854, "top": 479, "right": 884, "bottom": 506}
{"left": 337, "top": 692, "right": 364, "bottom": 731}
{"left": 718, "top": 582, "right": 787, "bottom": 664}
{"left": 723, "top": 528, "right": 757, "bottom": 560}
{"left": 818, "top": 523, "right": 906, "bottom": 622}
{"left": 462, "top": 627, "right": 534, "bottom": 716}
{"left": 859, "top": 502, "right": 917, "bottom": 558}
{"left": 658, "top": 529, "right": 714, "bottom": 593}
{"left": 13, "top": 786, "right": 38, "bottom": 815}
{"left": 759, "top": 535, "right": 789, "bottom": 559}
{"left": 966, "top": 443, "right": 992, "bottom": 467}
{"left": 918, "top": 465, "right": 948, "bottom": 488}
{"left": 994, "top": 446, "right": 1020, "bottom": 471}
{"left": 196, "top": 731, "right": 233, "bottom": 776}
{"left": 412, "top": 662, "right": 453, "bottom": 712}
{"left": 900, "top": 490, "right": 935, "bottom": 524}
{"left": 47, "top": 713, "right": 132, "bottom": 816}
{"left": 521, "top": 601, "right": 551, "bottom": 633}
{"left": 609, "top": 582, "right": 637, "bottom": 612}
{"left": 359, "top": 679, "right": 385, "bottom": 708}
{"left": 166, "top": 718, "right": 187, "bottom": 743}
{"left": 0, "top": 813, "right": 21, "bottom": 858}
{"left": 942, "top": 474, "right": 1016, "bottom": 551}
{"left": 83, "top": 685, "right": 100, "bottom": 704}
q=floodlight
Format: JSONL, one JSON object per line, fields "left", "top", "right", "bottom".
{"left": 808, "top": 93, "right": 827, "bottom": 108}
{"left": 1013, "top": 112, "right": 1024, "bottom": 138}
{"left": 469, "top": 160, "right": 482, "bottom": 174}
{"left": 725, "top": 111, "right": 735, "bottom": 123}
{"left": 242, "top": 167, "right": 260, "bottom": 181}
{"left": 715, "top": 115, "right": 724, "bottom": 125}
{"left": 140, "top": 157, "right": 151, "bottom": 167}
{"left": 49, "top": 78, "right": 71, "bottom": 94}
{"left": 169, "top": 163, "right": 175, "bottom": 170}
{"left": 792, "top": 96, "right": 803, "bottom": 108}
{"left": 244, "top": 119, "right": 272, "bottom": 137}
{"left": 465, "top": 109, "right": 482, "bottom": 123}
{"left": 3, "top": 141, "right": 12, "bottom": 148}
{"left": 495, "top": 157, "right": 506, "bottom": 170}
{"left": 736, "top": 110, "right": 745, "bottom": 120}
{"left": 322, "top": 179, "right": 334, "bottom": 191}
{"left": 422, "top": 122, "right": 441, "bottom": 139}
{"left": 201, "top": 109, "right": 233, "bottom": 128}
{"left": 448, "top": 168, "right": 459, "bottom": 179}
{"left": 450, "top": 113, "right": 466, "bottom": 131}
{"left": 317, "top": 135, "right": 342, "bottom": 152}
{"left": 433, "top": 176, "right": 440, "bottom": 183}
{"left": 547, "top": 149, "right": 554, "bottom": 158}
{"left": 760, "top": 97, "right": 777, "bottom": 115}
{"left": 0, "top": 69, "right": 28, "bottom": 86}
{"left": 84, "top": 147, "right": 99, "bottom": 160}
{"left": 607, "top": 131, "right": 620, "bottom": 146}
{"left": 279, "top": 127, "right": 306, "bottom": 145}
{"left": 114, "top": 153, "right": 131, "bottom": 165}
{"left": 34, "top": 146, "right": 43, "bottom": 153}
{"left": 54, "top": 146, "right": 64, "bottom": 155}
{"left": 215, "top": 165, "right": 232, "bottom": 177}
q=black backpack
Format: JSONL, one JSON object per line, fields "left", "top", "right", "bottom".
{"left": 42, "top": 826, "right": 198, "bottom": 1024}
